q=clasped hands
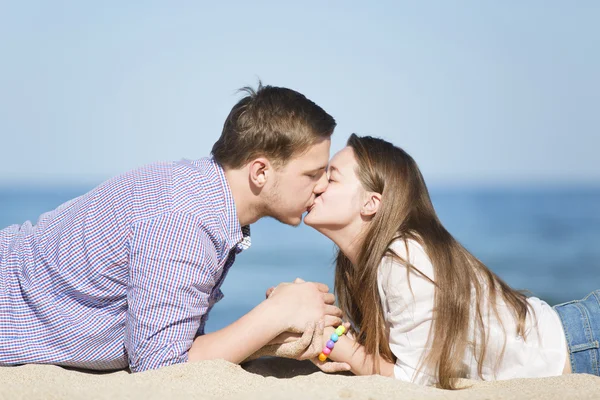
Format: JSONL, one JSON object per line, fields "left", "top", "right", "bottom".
{"left": 245, "top": 278, "right": 351, "bottom": 373}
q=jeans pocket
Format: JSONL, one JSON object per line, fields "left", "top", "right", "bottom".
{"left": 553, "top": 299, "right": 579, "bottom": 309}
{"left": 571, "top": 341, "right": 600, "bottom": 353}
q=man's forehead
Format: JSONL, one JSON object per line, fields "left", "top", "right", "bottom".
{"left": 297, "top": 139, "right": 330, "bottom": 169}
{"left": 291, "top": 157, "right": 327, "bottom": 172}
{"left": 309, "top": 155, "right": 329, "bottom": 171}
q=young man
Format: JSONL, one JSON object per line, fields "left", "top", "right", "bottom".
{"left": 0, "top": 83, "right": 342, "bottom": 373}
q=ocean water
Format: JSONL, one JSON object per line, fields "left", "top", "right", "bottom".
{"left": 1, "top": 185, "right": 599, "bottom": 333}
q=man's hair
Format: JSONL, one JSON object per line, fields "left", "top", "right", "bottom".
{"left": 212, "top": 82, "right": 336, "bottom": 169}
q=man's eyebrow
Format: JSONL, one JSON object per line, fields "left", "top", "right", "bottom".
{"left": 309, "top": 166, "right": 327, "bottom": 173}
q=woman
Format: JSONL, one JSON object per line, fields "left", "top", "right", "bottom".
{"left": 297, "top": 134, "right": 595, "bottom": 389}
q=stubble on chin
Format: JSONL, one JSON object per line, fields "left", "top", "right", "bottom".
{"left": 262, "top": 185, "right": 304, "bottom": 227}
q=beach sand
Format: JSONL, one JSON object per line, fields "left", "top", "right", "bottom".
{"left": 1, "top": 358, "right": 599, "bottom": 400}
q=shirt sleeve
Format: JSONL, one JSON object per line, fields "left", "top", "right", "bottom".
{"left": 125, "top": 212, "right": 219, "bottom": 372}
{"left": 377, "top": 239, "right": 438, "bottom": 385}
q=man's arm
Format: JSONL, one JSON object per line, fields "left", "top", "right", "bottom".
{"left": 188, "top": 298, "right": 284, "bottom": 363}
{"left": 125, "top": 213, "right": 218, "bottom": 372}
{"left": 126, "top": 213, "right": 342, "bottom": 371}
{"left": 188, "top": 281, "right": 343, "bottom": 364}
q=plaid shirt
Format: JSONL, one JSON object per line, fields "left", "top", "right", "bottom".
{"left": 0, "top": 157, "right": 250, "bottom": 372}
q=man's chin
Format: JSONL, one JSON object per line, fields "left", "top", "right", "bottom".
{"left": 271, "top": 214, "right": 303, "bottom": 227}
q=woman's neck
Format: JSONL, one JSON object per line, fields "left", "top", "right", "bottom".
{"left": 319, "top": 220, "right": 366, "bottom": 266}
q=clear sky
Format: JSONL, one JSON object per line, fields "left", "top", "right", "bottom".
{"left": 1, "top": 1, "right": 598, "bottom": 186}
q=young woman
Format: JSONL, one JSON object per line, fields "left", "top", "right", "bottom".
{"left": 301, "top": 134, "right": 597, "bottom": 389}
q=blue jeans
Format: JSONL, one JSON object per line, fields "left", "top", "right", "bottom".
{"left": 553, "top": 290, "right": 600, "bottom": 376}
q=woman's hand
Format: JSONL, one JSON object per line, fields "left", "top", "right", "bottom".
{"left": 309, "top": 322, "right": 353, "bottom": 373}
{"left": 267, "top": 331, "right": 303, "bottom": 345}
{"left": 244, "top": 320, "right": 351, "bottom": 373}
{"left": 245, "top": 320, "right": 321, "bottom": 361}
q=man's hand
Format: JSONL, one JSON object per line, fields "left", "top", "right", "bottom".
{"left": 266, "top": 278, "right": 342, "bottom": 332}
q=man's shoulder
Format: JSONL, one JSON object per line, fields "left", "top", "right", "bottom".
{"left": 170, "top": 158, "right": 230, "bottom": 215}
{"left": 112, "top": 157, "right": 230, "bottom": 236}
{"left": 98, "top": 160, "right": 177, "bottom": 193}
{"left": 93, "top": 160, "right": 180, "bottom": 224}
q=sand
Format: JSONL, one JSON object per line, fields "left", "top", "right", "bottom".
{"left": 1, "top": 358, "right": 599, "bottom": 400}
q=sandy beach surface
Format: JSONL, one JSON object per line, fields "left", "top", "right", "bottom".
{"left": 1, "top": 358, "right": 599, "bottom": 400}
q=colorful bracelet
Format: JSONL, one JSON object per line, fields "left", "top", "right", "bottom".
{"left": 318, "top": 325, "right": 347, "bottom": 362}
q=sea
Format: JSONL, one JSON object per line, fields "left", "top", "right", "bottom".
{"left": 1, "top": 185, "right": 599, "bottom": 333}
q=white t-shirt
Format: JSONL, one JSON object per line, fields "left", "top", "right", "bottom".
{"left": 376, "top": 239, "right": 567, "bottom": 386}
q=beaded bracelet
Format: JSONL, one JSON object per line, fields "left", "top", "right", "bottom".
{"left": 318, "top": 325, "right": 347, "bottom": 362}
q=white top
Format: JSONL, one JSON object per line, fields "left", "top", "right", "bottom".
{"left": 376, "top": 239, "right": 567, "bottom": 385}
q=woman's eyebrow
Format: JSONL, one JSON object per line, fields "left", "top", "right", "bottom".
{"left": 328, "top": 165, "right": 342, "bottom": 176}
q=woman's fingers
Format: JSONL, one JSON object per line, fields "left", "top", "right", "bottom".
{"left": 319, "top": 361, "right": 352, "bottom": 373}
{"left": 311, "top": 358, "right": 351, "bottom": 373}
{"left": 270, "top": 323, "right": 316, "bottom": 359}
{"left": 325, "top": 304, "right": 343, "bottom": 317}
{"left": 298, "top": 321, "right": 316, "bottom": 348}
{"left": 324, "top": 304, "right": 343, "bottom": 328}
{"left": 322, "top": 292, "right": 336, "bottom": 305}
{"left": 323, "top": 315, "right": 343, "bottom": 328}
{"left": 313, "top": 282, "right": 330, "bottom": 293}
{"left": 268, "top": 331, "right": 303, "bottom": 345}
{"left": 299, "top": 319, "right": 324, "bottom": 360}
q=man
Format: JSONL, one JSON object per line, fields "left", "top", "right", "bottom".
{"left": 0, "top": 83, "right": 342, "bottom": 372}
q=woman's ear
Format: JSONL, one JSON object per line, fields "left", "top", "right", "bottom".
{"left": 248, "top": 157, "right": 271, "bottom": 188}
{"left": 361, "top": 192, "right": 382, "bottom": 217}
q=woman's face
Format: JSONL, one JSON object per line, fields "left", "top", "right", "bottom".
{"left": 304, "top": 146, "right": 365, "bottom": 231}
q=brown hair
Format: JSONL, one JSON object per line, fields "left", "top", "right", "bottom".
{"left": 211, "top": 82, "right": 336, "bottom": 169}
{"left": 335, "top": 134, "right": 533, "bottom": 389}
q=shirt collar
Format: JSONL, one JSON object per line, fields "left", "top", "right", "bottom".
{"left": 205, "top": 157, "right": 252, "bottom": 253}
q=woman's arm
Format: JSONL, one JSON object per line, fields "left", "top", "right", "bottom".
{"left": 321, "top": 326, "right": 395, "bottom": 377}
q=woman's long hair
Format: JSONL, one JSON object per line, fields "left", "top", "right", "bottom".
{"left": 335, "top": 134, "right": 532, "bottom": 390}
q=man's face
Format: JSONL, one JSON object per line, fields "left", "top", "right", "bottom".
{"left": 264, "top": 138, "right": 331, "bottom": 226}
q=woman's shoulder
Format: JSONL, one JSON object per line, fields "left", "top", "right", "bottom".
{"left": 387, "top": 237, "right": 431, "bottom": 268}
{"left": 388, "top": 237, "right": 426, "bottom": 258}
{"left": 380, "top": 236, "right": 435, "bottom": 281}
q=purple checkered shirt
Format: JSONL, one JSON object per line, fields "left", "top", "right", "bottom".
{"left": 0, "top": 157, "right": 251, "bottom": 372}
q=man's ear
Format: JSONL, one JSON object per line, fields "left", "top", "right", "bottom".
{"left": 248, "top": 157, "right": 271, "bottom": 188}
{"left": 361, "top": 192, "right": 382, "bottom": 218}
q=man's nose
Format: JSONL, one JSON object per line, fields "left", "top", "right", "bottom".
{"left": 314, "top": 172, "right": 329, "bottom": 194}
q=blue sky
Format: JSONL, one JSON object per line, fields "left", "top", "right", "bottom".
{"left": 0, "top": 1, "right": 598, "bottom": 186}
